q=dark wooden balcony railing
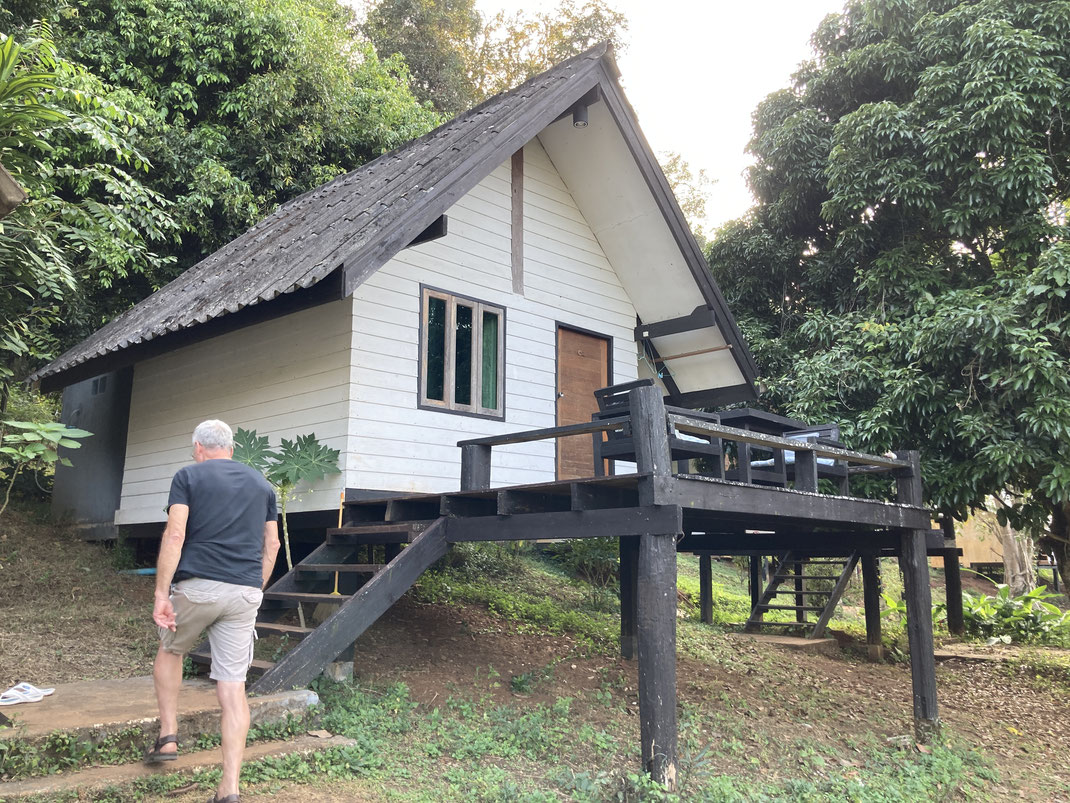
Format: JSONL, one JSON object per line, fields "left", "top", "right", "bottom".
{"left": 457, "top": 401, "right": 913, "bottom": 499}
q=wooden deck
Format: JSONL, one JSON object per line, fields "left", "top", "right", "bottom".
{"left": 234, "top": 384, "right": 950, "bottom": 788}
{"left": 342, "top": 472, "right": 936, "bottom": 549}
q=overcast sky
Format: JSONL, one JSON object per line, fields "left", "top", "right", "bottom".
{"left": 475, "top": 0, "right": 846, "bottom": 233}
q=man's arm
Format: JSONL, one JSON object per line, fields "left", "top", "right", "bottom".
{"left": 261, "top": 520, "right": 280, "bottom": 589}
{"left": 153, "top": 503, "right": 189, "bottom": 631}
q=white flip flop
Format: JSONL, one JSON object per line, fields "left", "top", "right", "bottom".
{"left": 12, "top": 682, "right": 54, "bottom": 698}
{"left": 0, "top": 687, "right": 42, "bottom": 706}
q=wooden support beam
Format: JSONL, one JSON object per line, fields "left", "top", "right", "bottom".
{"left": 677, "top": 532, "right": 903, "bottom": 555}
{"left": 343, "top": 502, "right": 388, "bottom": 523}
{"left": 634, "top": 306, "right": 717, "bottom": 341}
{"left": 460, "top": 444, "right": 491, "bottom": 490}
{"left": 511, "top": 149, "right": 524, "bottom": 294}
{"left": 748, "top": 556, "right": 761, "bottom": 612}
{"left": 793, "top": 560, "right": 806, "bottom": 623}
{"left": 639, "top": 527, "right": 678, "bottom": 789}
{"left": 861, "top": 552, "right": 883, "bottom": 661}
{"left": 668, "top": 476, "right": 932, "bottom": 529}
{"left": 445, "top": 505, "right": 682, "bottom": 543}
{"left": 700, "top": 554, "right": 713, "bottom": 624}
{"left": 896, "top": 451, "right": 940, "bottom": 742}
{"left": 406, "top": 215, "right": 448, "bottom": 248}
{"left": 497, "top": 489, "right": 571, "bottom": 515}
{"left": 629, "top": 383, "right": 678, "bottom": 790}
{"left": 440, "top": 494, "right": 497, "bottom": 518}
{"left": 386, "top": 498, "right": 440, "bottom": 522}
{"left": 941, "top": 518, "right": 965, "bottom": 636}
{"left": 570, "top": 482, "right": 638, "bottom": 511}
{"left": 620, "top": 536, "right": 639, "bottom": 659}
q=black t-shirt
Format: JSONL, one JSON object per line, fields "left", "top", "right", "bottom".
{"left": 167, "top": 459, "right": 278, "bottom": 588}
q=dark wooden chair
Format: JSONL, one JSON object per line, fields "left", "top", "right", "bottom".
{"left": 590, "top": 380, "right": 723, "bottom": 476}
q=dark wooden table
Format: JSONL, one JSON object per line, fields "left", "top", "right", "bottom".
{"left": 716, "top": 408, "right": 809, "bottom": 486}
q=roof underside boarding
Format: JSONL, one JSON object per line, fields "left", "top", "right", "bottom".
{"left": 32, "top": 43, "right": 758, "bottom": 405}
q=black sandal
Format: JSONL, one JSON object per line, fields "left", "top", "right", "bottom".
{"left": 145, "top": 733, "right": 179, "bottom": 763}
{"left": 209, "top": 796, "right": 240, "bottom": 802}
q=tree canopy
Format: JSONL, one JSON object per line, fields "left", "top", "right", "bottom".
{"left": 1, "top": 0, "right": 439, "bottom": 384}
{"left": 362, "top": 0, "right": 628, "bottom": 114}
{"left": 706, "top": 0, "right": 1070, "bottom": 582}
{"left": 0, "top": 21, "right": 177, "bottom": 395}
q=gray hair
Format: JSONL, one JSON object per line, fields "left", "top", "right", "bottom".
{"left": 192, "top": 419, "right": 234, "bottom": 451}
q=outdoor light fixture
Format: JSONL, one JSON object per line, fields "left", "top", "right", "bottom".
{"left": 572, "top": 104, "right": 588, "bottom": 128}
{"left": 0, "top": 162, "right": 27, "bottom": 219}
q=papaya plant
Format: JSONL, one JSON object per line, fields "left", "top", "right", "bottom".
{"left": 232, "top": 428, "right": 341, "bottom": 626}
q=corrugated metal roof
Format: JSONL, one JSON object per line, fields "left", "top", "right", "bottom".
{"left": 30, "top": 44, "right": 610, "bottom": 386}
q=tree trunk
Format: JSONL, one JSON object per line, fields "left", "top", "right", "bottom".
{"left": 1050, "top": 503, "right": 1070, "bottom": 601}
{"left": 997, "top": 518, "right": 1036, "bottom": 596}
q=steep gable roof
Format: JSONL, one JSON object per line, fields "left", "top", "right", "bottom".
{"left": 33, "top": 43, "right": 758, "bottom": 402}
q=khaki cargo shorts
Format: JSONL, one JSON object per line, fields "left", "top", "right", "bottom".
{"left": 159, "top": 578, "right": 264, "bottom": 682}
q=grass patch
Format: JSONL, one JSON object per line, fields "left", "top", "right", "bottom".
{"left": 415, "top": 554, "right": 620, "bottom": 653}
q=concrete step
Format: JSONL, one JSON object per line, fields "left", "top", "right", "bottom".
{"left": 0, "top": 676, "right": 318, "bottom": 752}
{"left": 0, "top": 733, "right": 354, "bottom": 800}
{"left": 728, "top": 632, "right": 840, "bottom": 654}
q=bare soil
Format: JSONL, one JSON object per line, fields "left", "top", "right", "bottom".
{"left": 0, "top": 511, "right": 156, "bottom": 688}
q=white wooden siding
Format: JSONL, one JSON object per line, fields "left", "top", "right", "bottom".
{"left": 116, "top": 300, "right": 352, "bottom": 524}
{"left": 116, "top": 137, "right": 646, "bottom": 522}
{"left": 347, "top": 137, "right": 639, "bottom": 493}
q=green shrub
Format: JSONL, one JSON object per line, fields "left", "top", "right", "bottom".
{"left": 442, "top": 541, "right": 526, "bottom": 578}
{"left": 961, "top": 584, "right": 1070, "bottom": 645}
{"left": 543, "top": 537, "right": 619, "bottom": 587}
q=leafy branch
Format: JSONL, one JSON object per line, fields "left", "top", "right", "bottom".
{"left": 0, "top": 420, "right": 91, "bottom": 516}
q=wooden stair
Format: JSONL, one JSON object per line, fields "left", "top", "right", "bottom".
{"left": 190, "top": 516, "right": 448, "bottom": 692}
{"left": 744, "top": 550, "right": 860, "bottom": 639}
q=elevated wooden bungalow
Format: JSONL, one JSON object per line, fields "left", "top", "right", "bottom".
{"left": 32, "top": 44, "right": 958, "bottom": 789}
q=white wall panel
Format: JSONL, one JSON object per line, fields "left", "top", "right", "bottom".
{"left": 117, "top": 301, "right": 352, "bottom": 524}
{"left": 346, "top": 140, "right": 639, "bottom": 494}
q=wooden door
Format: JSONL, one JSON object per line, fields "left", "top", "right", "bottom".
{"left": 556, "top": 327, "right": 610, "bottom": 480}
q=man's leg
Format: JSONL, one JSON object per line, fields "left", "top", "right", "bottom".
{"left": 215, "top": 680, "right": 249, "bottom": 799}
{"left": 153, "top": 646, "right": 183, "bottom": 754}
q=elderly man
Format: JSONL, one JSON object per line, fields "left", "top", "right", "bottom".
{"left": 148, "top": 419, "right": 280, "bottom": 803}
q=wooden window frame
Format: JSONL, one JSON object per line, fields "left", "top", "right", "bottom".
{"left": 418, "top": 285, "right": 506, "bottom": 420}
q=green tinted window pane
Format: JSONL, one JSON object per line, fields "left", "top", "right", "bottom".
{"left": 481, "top": 311, "right": 499, "bottom": 410}
{"left": 454, "top": 303, "right": 473, "bottom": 406}
{"left": 426, "top": 296, "right": 446, "bottom": 401}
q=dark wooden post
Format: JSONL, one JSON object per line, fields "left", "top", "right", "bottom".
{"left": 748, "top": 556, "right": 761, "bottom": 611}
{"left": 629, "top": 384, "right": 678, "bottom": 790}
{"left": 700, "top": 554, "right": 713, "bottom": 624}
{"left": 620, "top": 535, "right": 639, "bottom": 659}
{"left": 941, "top": 518, "right": 964, "bottom": 636}
{"left": 861, "top": 551, "right": 883, "bottom": 660}
{"left": 794, "top": 560, "right": 806, "bottom": 623}
{"left": 792, "top": 449, "right": 818, "bottom": 623}
{"left": 736, "top": 440, "right": 753, "bottom": 484}
{"left": 460, "top": 443, "right": 491, "bottom": 491}
{"left": 794, "top": 448, "right": 818, "bottom": 493}
{"left": 896, "top": 450, "right": 940, "bottom": 742}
